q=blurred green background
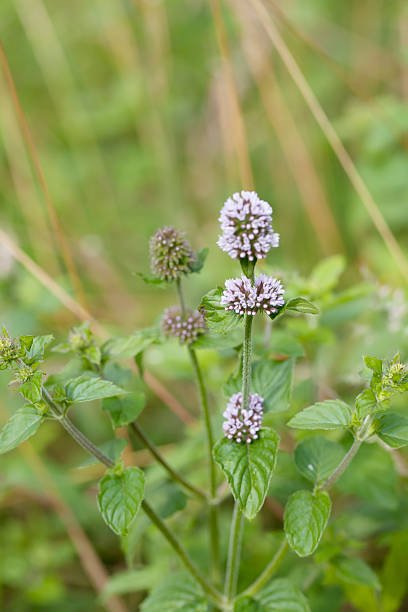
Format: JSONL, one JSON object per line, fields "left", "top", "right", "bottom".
{"left": 1, "top": 0, "right": 408, "bottom": 610}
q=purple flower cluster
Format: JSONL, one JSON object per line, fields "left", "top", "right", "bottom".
{"left": 162, "top": 306, "right": 206, "bottom": 345}
{"left": 217, "top": 191, "right": 279, "bottom": 261}
{"left": 221, "top": 274, "right": 285, "bottom": 316}
{"left": 223, "top": 392, "right": 264, "bottom": 443}
{"left": 150, "top": 227, "right": 196, "bottom": 282}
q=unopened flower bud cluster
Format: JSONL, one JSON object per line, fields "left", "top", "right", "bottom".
{"left": 150, "top": 227, "right": 196, "bottom": 282}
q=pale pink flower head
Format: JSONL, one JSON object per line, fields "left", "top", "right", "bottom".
{"left": 223, "top": 392, "right": 264, "bottom": 443}
{"left": 221, "top": 274, "right": 285, "bottom": 316}
{"left": 217, "top": 191, "right": 279, "bottom": 261}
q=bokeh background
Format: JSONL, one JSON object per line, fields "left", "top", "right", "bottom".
{"left": 1, "top": 0, "right": 408, "bottom": 610}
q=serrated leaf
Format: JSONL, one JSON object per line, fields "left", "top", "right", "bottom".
{"left": 294, "top": 436, "right": 345, "bottom": 485}
{"left": 258, "top": 578, "right": 311, "bottom": 611}
{"left": 25, "top": 334, "right": 54, "bottom": 363}
{"left": 65, "top": 375, "right": 126, "bottom": 403}
{"left": 0, "top": 405, "right": 44, "bottom": 454}
{"left": 189, "top": 247, "right": 209, "bottom": 273}
{"left": 199, "top": 287, "right": 242, "bottom": 335}
{"left": 103, "top": 328, "right": 161, "bottom": 359}
{"left": 333, "top": 556, "right": 381, "bottom": 590}
{"left": 78, "top": 438, "right": 128, "bottom": 468}
{"left": 284, "top": 490, "right": 331, "bottom": 556}
{"left": 98, "top": 466, "right": 144, "bottom": 536}
{"left": 376, "top": 412, "right": 408, "bottom": 448}
{"left": 288, "top": 399, "right": 352, "bottom": 430}
{"left": 20, "top": 371, "right": 42, "bottom": 403}
{"left": 354, "top": 389, "right": 378, "bottom": 420}
{"left": 141, "top": 573, "right": 208, "bottom": 612}
{"left": 213, "top": 428, "right": 280, "bottom": 519}
{"left": 103, "top": 392, "right": 145, "bottom": 428}
{"left": 364, "top": 356, "right": 383, "bottom": 374}
{"left": 252, "top": 359, "right": 294, "bottom": 412}
{"left": 285, "top": 297, "right": 319, "bottom": 315}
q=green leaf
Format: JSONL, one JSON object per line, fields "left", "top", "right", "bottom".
{"left": 20, "top": 371, "right": 43, "bottom": 403}
{"left": 141, "top": 573, "right": 207, "bottom": 612}
{"left": 192, "top": 327, "right": 242, "bottom": 350}
{"left": 136, "top": 273, "right": 169, "bottom": 288}
{"left": 24, "top": 334, "right": 54, "bottom": 363}
{"left": 333, "top": 556, "right": 381, "bottom": 590}
{"left": 199, "top": 287, "right": 242, "bottom": 335}
{"left": 102, "top": 565, "right": 165, "bottom": 600}
{"left": 294, "top": 436, "right": 345, "bottom": 485}
{"left": 376, "top": 412, "right": 408, "bottom": 448}
{"left": 0, "top": 405, "right": 44, "bottom": 454}
{"left": 189, "top": 247, "right": 209, "bottom": 273}
{"left": 252, "top": 359, "right": 294, "bottom": 412}
{"left": 354, "top": 389, "right": 378, "bottom": 420}
{"left": 258, "top": 578, "right": 311, "bottom": 611}
{"left": 364, "top": 356, "right": 383, "bottom": 374}
{"left": 103, "top": 392, "right": 145, "bottom": 428}
{"left": 235, "top": 580, "right": 311, "bottom": 611}
{"left": 288, "top": 399, "right": 353, "bottom": 430}
{"left": 65, "top": 375, "right": 126, "bottom": 403}
{"left": 98, "top": 466, "right": 145, "bottom": 536}
{"left": 103, "top": 328, "right": 161, "bottom": 359}
{"left": 284, "top": 490, "right": 331, "bottom": 556}
{"left": 310, "top": 255, "right": 345, "bottom": 293}
{"left": 148, "top": 482, "right": 187, "bottom": 519}
{"left": 381, "top": 529, "right": 408, "bottom": 612}
{"left": 285, "top": 297, "right": 319, "bottom": 315}
{"left": 78, "top": 438, "right": 128, "bottom": 468}
{"left": 234, "top": 596, "right": 263, "bottom": 611}
{"left": 213, "top": 428, "right": 280, "bottom": 519}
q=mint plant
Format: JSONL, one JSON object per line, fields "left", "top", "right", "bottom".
{"left": 1, "top": 191, "right": 408, "bottom": 611}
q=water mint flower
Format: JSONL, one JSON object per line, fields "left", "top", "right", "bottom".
{"left": 223, "top": 392, "right": 264, "bottom": 443}
{"left": 150, "top": 227, "right": 196, "bottom": 282}
{"left": 221, "top": 274, "right": 285, "bottom": 316}
{"left": 217, "top": 191, "right": 279, "bottom": 261}
{"left": 162, "top": 306, "right": 206, "bottom": 345}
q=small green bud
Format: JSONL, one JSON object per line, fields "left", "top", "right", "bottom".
{"left": 15, "top": 365, "right": 35, "bottom": 383}
{"left": 0, "top": 335, "right": 23, "bottom": 368}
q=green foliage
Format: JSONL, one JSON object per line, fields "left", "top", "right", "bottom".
{"left": 200, "top": 287, "right": 242, "bottom": 335}
{"left": 97, "top": 465, "right": 145, "bottom": 536}
{"left": 332, "top": 556, "right": 381, "bottom": 590}
{"left": 284, "top": 490, "right": 331, "bottom": 557}
{"left": 375, "top": 412, "right": 408, "bottom": 448}
{"left": 103, "top": 327, "right": 161, "bottom": 360}
{"left": 288, "top": 399, "right": 353, "bottom": 431}
{"left": 102, "top": 392, "right": 145, "bottom": 428}
{"left": 213, "top": 428, "right": 279, "bottom": 519}
{"left": 252, "top": 358, "right": 294, "bottom": 412}
{"left": 0, "top": 404, "right": 44, "bottom": 455}
{"left": 294, "top": 437, "right": 345, "bottom": 486}
{"left": 140, "top": 573, "right": 207, "bottom": 612}
{"left": 64, "top": 374, "right": 126, "bottom": 404}
{"left": 235, "top": 579, "right": 311, "bottom": 611}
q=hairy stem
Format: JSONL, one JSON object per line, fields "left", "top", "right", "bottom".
{"left": 129, "top": 422, "right": 207, "bottom": 501}
{"left": 224, "top": 312, "right": 254, "bottom": 601}
{"left": 224, "top": 502, "right": 244, "bottom": 599}
{"left": 176, "top": 278, "right": 220, "bottom": 576}
{"left": 41, "top": 388, "right": 225, "bottom": 608}
{"left": 188, "top": 346, "right": 220, "bottom": 576}
{"left": 241, "top": 539, "right": 288, "bottom": 598}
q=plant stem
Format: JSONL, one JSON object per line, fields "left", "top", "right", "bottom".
{"left": 242, "top": 313, "right": 254, "bottom": 413}
{"left": 241, "top": 539, "right": 289, "bottom": 599}
{"left": 188, "top": 345, "right": 220, "bottom": 576}
{"left": 176, "top": 278, "right": 220, "bottom": 575}
{"left": 224, "top": 312, "right": 254, "bottom": 602}
{"left": 224, "top": 502, "right": 244, "bottom": 599}
{"left": 129, "top": 422, "right": 207, "bottom": 501}
{"left": 41, "top": 388, "right": 225, "bottom": 608}
{"left": 141, "top": 499, "right": 224, "bottom": 607}
{"left": 320, "top": 436, "right": 362, "bottom": 491}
